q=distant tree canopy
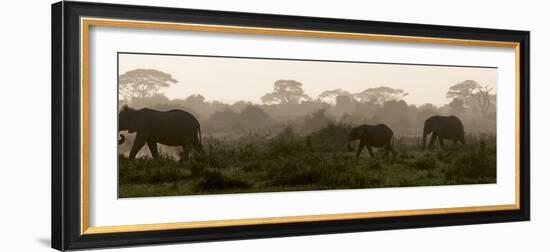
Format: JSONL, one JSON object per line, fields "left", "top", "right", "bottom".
{"left": 354, "top": 86, "right": 408, "bottom": 104}
{"left": 128, "top": 93, "right": 171, "bottom": 109}
{"left": 116, "top": 69, "right": 496, "bottom": 136}
{"left": 232, "top": 100, "right": 254, "bottom": 112}
{"left": 241, "top": 105, "right": 271, "bottom": 124}
{"left": 303, "top": 109, "right": 331, "bottom": 132}
{"left": 448, "top": 98, "right": 466, "bottom": 115}
{"left": 261, "top": 80, "right": 311, "bottom": 105}
{"left": 209, "top": 109, "right": 240, "bottom": 124}
{"left": 182, "top": 94, "right": 206, "bottom": 108}
{"left": 446, "top": 80, "right": 495, "bottom": 115}
{"left": 318, "top": 89, "right": 352, "bottom": 104}
{"left": 119, "top": 69, "right": 178, "bottom": 102}
{"left": 416, "top": 103, "right": 439, "bottom": 121}
{"left": 377, "top": 100, "right": 410, "bottom": 122}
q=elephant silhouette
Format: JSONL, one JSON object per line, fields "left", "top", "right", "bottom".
{"left": 422, "top": 115, "right": 465, "bottom": 150}
{"left": 347, "top": 124, "right": 396, "bottom": 158}
{"left": 118, "top": 105, "right": 204, "bottom": 160}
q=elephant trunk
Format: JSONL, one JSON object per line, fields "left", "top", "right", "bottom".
{"left": 118, "top": 134, "right": 125, "bottom": 145}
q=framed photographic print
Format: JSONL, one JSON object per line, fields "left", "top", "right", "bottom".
{"left": 51, "top": 1, "right": 530, "bottom": 250}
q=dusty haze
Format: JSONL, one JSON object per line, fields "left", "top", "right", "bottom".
{"left": 118, "top": 53, "right": 496, "bottom": 106}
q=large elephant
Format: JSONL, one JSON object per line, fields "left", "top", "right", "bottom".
{"left": 422, "top": 115, "right": 465, "bottom": 150}
{"left": 118, "top": 106, "right": 203, "bottom": 160}
{"left": 346, "top": 124, "right": 396, "bottom": 158}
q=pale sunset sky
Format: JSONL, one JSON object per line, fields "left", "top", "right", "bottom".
{"left": 119, "top": 53, "right": 497, "bottom": 106}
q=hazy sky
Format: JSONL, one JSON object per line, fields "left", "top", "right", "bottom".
{"left": 119, "top": 53, "right": 497, "bottom": 106}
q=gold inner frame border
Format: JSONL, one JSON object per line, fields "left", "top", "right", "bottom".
{"left": 79, "top": 17, "right": 521, "bottom": 235}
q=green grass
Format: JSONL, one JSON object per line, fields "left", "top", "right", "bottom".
{"left": 118, "top": 124, "right": 496, "bottom": 198}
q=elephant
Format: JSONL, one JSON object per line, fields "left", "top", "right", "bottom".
{"left": 346, "top": 124, "right": 396, "bottom": 158}
{"left": 118, "top": 105, "right": 204, "bottom": 160}
{"left": 422, "top": 115, "right": 465, "bottom": 150}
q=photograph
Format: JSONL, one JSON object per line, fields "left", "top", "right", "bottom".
{"left": 117, "top": 52, "right": 498, "bottom": 198}
{"left": 48, "top": 1, "right": 532, "bottom": 250}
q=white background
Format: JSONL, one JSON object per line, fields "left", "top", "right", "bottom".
{"left": 90, "top": 24, "right": 516, "bottom": 227}
{"left": 0, "top": 0, "right": 547, "bottom": 251}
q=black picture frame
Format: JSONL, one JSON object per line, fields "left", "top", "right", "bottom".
{"left": 52, "top": 1, "right": 530, "bottom": 251}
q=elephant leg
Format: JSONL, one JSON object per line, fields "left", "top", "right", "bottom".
{"left": 428, "top": 134, "right": 437, "bottom": 150}
{"left": 355, "top": 140, "right": 366, "bottom": 158}
{"left": 453, "top": 139, "right": 458, "bottom": 145}
{"left": 147, "top": 141, "right": 159, "bottom": 159}
{"left": 366, "top": 145, "right": 374, "bottom": 158}
{"left": 129, "top": 134, "right": 146, "bottom": 160}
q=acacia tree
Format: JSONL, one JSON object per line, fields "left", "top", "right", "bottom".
{"left": 318, "top": 89, "right": 352, "bottom": 104}
{"left": 354, "top": 86, "right": 408, "bottom": 104}
{"left": 261, "top": 80, "right": 311, "bottom": 105}
{"left": 118, "top": 69, "right": 178, "bottom": 103}
{"left": 446, "top": 80, "right": 495, "bottom": 116}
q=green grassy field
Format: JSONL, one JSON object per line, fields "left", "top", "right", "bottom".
{"left": 118, "top": 124, "right": 496, "bottom": 198}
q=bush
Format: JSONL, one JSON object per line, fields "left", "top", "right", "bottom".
{"left": 267, "top": 155, "right": 323, "bottom": 186}
{"left": 445, "top": 141, "right": 496, "bottom": 180}
{"left": 118, "top": 127, "right": 497, "bottom": 198}
{"left": 412, "top": 154, "right": 437, "bottom": 170}
{"left": 308, "top": 123, "right": 352, "bottom": 152}
{"left": 118, "top": 155, "right": 189, "bottom": 184}
{"left": 194, "top": 170, "right": 251, "bottom": 191}
{"left": 268, "top": 126, "right": 308, "bottom": 156}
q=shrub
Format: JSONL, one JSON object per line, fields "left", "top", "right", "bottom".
{"left": 318, "top": 166, "right": 383, "bottom": 189}
{"left": 398, "top": 151, "right": 413, "bottom": 159}
{"left": 308, "top": 123, "right": 352, "bottom": 152}
{"left": 365, "top": 159, "right": 383, "bottom": 170}
{"left": 267, "top": 155, "right": 324, "bottom": 186}
{"left": 118, "top": 155, "right": 188, "bottom": 184}
{"left": 445, "top": 141, "right": 496, "bottom": 180}
{"left": 268, "top": 126, "right": 308, "bottom": 156}
{"left": 270, "top": 167, "right": 322, "bottom": 186}
{"left": 412, "top": 154, "right": 437, "bottom": 170}
{"left": 194, "top": 170, "right": 251, "bottom": 191}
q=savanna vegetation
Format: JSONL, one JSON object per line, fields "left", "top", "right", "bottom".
{"left": 118, "top": 69, "right": 497, "bottom": 198}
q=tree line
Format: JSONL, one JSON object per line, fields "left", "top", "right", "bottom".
{"left": 119, "top": 69, "right": 496, "bottom": 137}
